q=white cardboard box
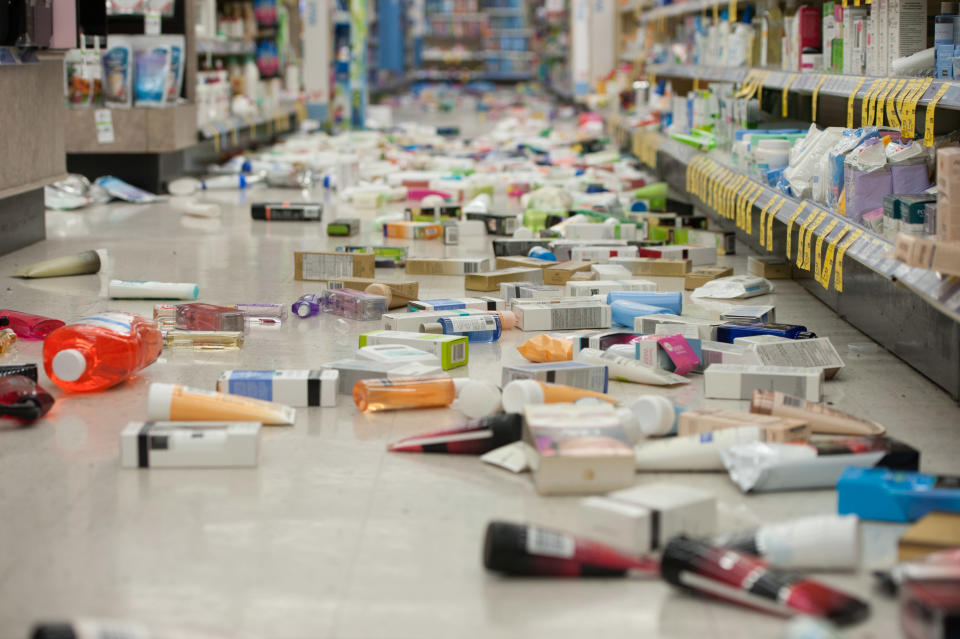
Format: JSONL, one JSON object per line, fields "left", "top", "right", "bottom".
{"left": 121, "top": 421, "right": 260, "bottom": 468}
{"left": 704, "top": 364, "right": 824, "bottom": 401}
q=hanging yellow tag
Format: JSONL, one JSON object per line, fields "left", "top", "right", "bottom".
{"left": 861, "top": 79, "right": 882, "bottom": 128}
{"left": 813, "top": 219, "right": 839, "bottom": 279}
{"left": 694, "top": 76, "right": 701, "bottom": 91}
{"left": 729, "top": 175, "right": 748, "bottom": 219}
{"left": 867, "top": 78, "right": 889, "bottom": 126}
{"left": 811, "top": 74, "right": 828, "bottom": 122}
{"left": 785, "top": 203, "right": 808, "bottom": 261}
{"left": 896, "top": 78, "right": 922, "bottom": 133}
{"left": 820, "top": 225, "right": 850, "bottom": 288}
{"left": 886, "top": 78, "right": 907, "bottom": 129}
{"left": 745, "top": 184, "right": 763, "bottom": 235}
{"left": 924, "top": 82, "right": 952, "bottom": 147}
{"left": 842, "top": 0, "right": 848, "bottom": 7}
{"left": 902, "top": 77, "right": 933, "bottom": 139}
{"left": 847, "top": 77, "right": 866, "bottom": 128}
{"left": 873, "top": 79, "right": 895, "bottom": 126}
{"left": 800, "top": 211, "right": 828, "bottom": 270}
{"left": 782, "top": 74, "right": 798, "bottom": 118}
{"left": 758, "top": 196, "right": 777, "bottom": 248}
{"left": 713, "top": 1, "right": 719, "bottom": 24}
{"left": 794, "top": 208, "right": 817, "bottom": 268}
{"left": 833, "top": 229, "right": 863, "bottom": 292}
{"left": 766, "top": 199, "right": 786, "bottom": 251}
{"left": 729, "top": 0, "right": 738, "bottom": 21}
{"left": 736, "top": 70, "right": 757, "bottom": 98}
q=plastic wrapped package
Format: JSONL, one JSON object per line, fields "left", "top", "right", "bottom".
{"left": 785, "top": 126, "right": 844, "bottom": 202}
{"left": 844, "top": 138, "right": 892, "bottom": 224}
{"left": 886, "top": 141, "right": 933, "bottom": 194}
{"left": 824, "top": 128, "right": 880, "bottom": 210}
{"left": 690, "top": 276, "right": 774, "bottom": 300}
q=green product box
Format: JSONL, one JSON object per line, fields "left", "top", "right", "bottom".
{"left": 358, "top": 330, "right": 468, "bottom": 370}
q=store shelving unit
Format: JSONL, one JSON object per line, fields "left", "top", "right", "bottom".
{"left": 533, "top": 0, "right": 571, "bottom": 98}
{"left": 482, "top": 0, "right": 533, "bottom": 80}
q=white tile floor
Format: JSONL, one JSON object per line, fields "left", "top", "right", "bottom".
{"left": 1, "top": 170, "right": 959, "bottom": 638}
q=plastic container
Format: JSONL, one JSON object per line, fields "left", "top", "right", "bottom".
{"left": 610, "top": 300, "right": 673, "bottom": 327}
{"left": 618, "top": 395, "right": 684, "bottom": 437}
{"left": 606, "top": 291, "right": 683, "bottom": 315}
{"left": 421, "top": 314, "right": 510, "bottom": 343}
{"left": 754, "top": 139, "right": 792, "bottom": 176}
{"left": 353, "top": 376, "right": 457, "bottom": 412}
{"left": 42, "top": 312, "right": 163, "bottom": 392}
{"left": 0, "top": 310, "right": 65, "bottom": 340}
{"left": 0, "top": 375, "right": 54, "bottom": 423}
{"left": 528, "top": 246, "right": 557, "bottom": 261}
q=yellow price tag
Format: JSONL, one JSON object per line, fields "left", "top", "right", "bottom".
{"left": 713, "top": 1, "right": 719, "bottom": 23}
{"left": 781, "top": 74, "right": 798, "bottom": 118}
{"left": 736, "top": 70, "right": 757, "bottom": 98}
{"left": 902, "top": 77, "right": 933, "bottom": 139}
{"left": 867, "top": 78, "right": 890, "bottom": 126}
{"left": 713, "top": 170, "right": 732, "bottom": 211}
{"left": 924, "top": 82, "right": 951, "bottom": 147}
{"left": 813, "top": 219, "right": 839, "bottom": 279}
{"left": 854, "top": 0, "right": 860, "bottom": 5}
{"left": 842, "top": 0, "right": 847, "bottom": 7}
{"left": 729, "top": 0, "right": 738, "bottom": 21}
{"left": 819, "top": 224, "right": 850, "bottom": 288}
{"left": 766, "top": 199, "right": 786, "bottom": 251}
{"left": 896, "top": 78, "right": 922, "bottom": 133}
{"left": 785, "top": 203, "right": 808, "bottom": 261}
{"left": 758, "top": 196, "right": 777, "bottom": 248}
{"left": 860, "top": 79, "right": 883, "bottom": 128}
{"left": 745, "top": 184, "right": 763, "bottom": 235}
{"left": 886, "top": 79, "right": 907, "bottom": 129}
{"left": 811, "top": 74, "right": 828, "bottom": 122}
{"left": 873, "top": 79, "right": 895, "bottom": 126}
{"left": 729, "top": 175, "right": 748, "bottom": 219}
{"left": 833, "top": 229, "right": 864, "bottom": 292}
{"left": 800, "top": 211, "right": 828, "bottom": 270}
{"left": 847, "top": 77, "right": 866, "bottom": 128}
{"left": 734, "top": 183, "right": 747, "bottom": 228}
{"left": 694, "top": 76, "right": 701, "bottom": 91}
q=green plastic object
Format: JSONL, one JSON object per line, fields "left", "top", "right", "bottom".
{"left": 633, "top": 182, "right": 669, "bottom": 211}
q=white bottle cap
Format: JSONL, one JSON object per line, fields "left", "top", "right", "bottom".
{"left": 512, "top": 226, "right": 534, "bottom": 239}
{"left": 498, "top": 311, "right": 517, "bottom": 330}
{"left": 146, "top": 383, "right": 176, "bottom": 420}
{"left": 627, "top": 395, "right": 677, "bottom": 436}
{"left": 757, "top": 514, "right": 860, "bottom": 570}
{"left": 452, "top": 378, "right": 502, "bottom": 419}
{"left": 51, "top": 349, "right": 87, "bottom": 382}
{"left": 501, "top": 379, "right": 546, "bottom": 413}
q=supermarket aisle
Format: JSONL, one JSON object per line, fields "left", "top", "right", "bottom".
{"left": 2, "top": 172, "right": 959, "bottom": 637}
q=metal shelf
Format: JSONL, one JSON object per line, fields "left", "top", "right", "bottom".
{"left": 639, "top": 0, "right": 717, "bottom": 23}
{"left": 647, "top": 63, "right": 960, "bottom": 114}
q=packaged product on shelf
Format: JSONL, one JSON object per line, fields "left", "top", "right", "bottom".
{"left": 844, "top": 138, "right": 893, "bottom": 224}
{"left": 132, "top": 37, "right": 172, "bottom": 107}
{"left": 102, "top": 36, "right": 133, "bottom": 108}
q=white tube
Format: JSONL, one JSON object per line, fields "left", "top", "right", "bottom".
{"left": 109, "top": 279, "right": 199, "bottom": 300}
{"left": 576, "top": 348, "right": 689, "bottom": 386}
{"left": 633, "top": 426, "right": 763, "bottom": 471}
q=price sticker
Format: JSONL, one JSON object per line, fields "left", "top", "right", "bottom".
{"left": 782, "top": 73, "right": 797, "bottom": 117}
{"left": 813, "top": 219, "right": 839, "bottom": 279}
{"left": 758, "top": 195, "right": 779, "bottom": 248}
{"left": 886, "top": 78, "right": 907, "bottom": 129}
{"left": 785, "top": 203, "right": 808, "bottom": 261}
{"left": 847, "top": 77, "right": 866, "bottom": 128}
{"left": 811, "top": 74, "right": 827, "bottom": 122}
{"left": 818, "top": 224, "right": 849, "bottom": 288}
{"left": 766, "top": 198, "right": 786, "bottom": 251}
{"left": 924, "top": 82, "right": 951, "bottom": 147}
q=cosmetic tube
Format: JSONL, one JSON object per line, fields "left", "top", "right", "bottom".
{"left": 0, "top": 364, "right": 39, "bottom": 382}
{"left": 620, "top": 395, "right": 684, "bottom": 437}
{"left": 147, "top": 383, "right": 295, "bottom": 425}
{"left": 610, "top": 300, "right": 673, "bottom": 327}
{"left": 162, "top": 331, "right": 244, "bottom": 350}
{"left": 109, "top": 280, "right": 199, "bottom": 300}
{"left": 576, "top": 348, "right": 689, "bottom": 385}
{"left": 483, "top": 521, "right": 659, "bottom": 577}
{"left": 353, "top": 377, "right": 456, "bottom": 412}
{"left": 0, "top": 310, "right": 65, "bottom": 340}
{"left": 660, "top": 537, "right": 870, "bottom": 626}
{"left": 634, "top": 426, "right": 764, "bottom": 471}
{"left": 713, "top": 514, "right": 860, "bottom": 570}
{"left": 0, "top": 375, "right": 54, "bottom": 423}
{"left": 31, "top": 619, "right": 230, "bottom": 639}
{"left": 388, "top": 413, "right": 523, "bottom": 454}
{"left": 292, "top": 293, "right": 326, "bottom": 318}
{"left": 13, "top": 249, "right": 102, "bottom": 278}
{"left": 174, "top": 303, "right": 245, "bottom": 332}
{"left": 501, "top": 379, "right": 616, "bottom": 413}
{"left": 250, "top": 202, "right": 323, "bottom": 221}
{"left": 750, "top": 390, "right": 885, "bottom": 435}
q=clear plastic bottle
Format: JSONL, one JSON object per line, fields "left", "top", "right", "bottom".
{"left": 0, "top": 328, "right": 16, "bottom": 355}
{"left": 0, "top": 309, "right": 65, "bottom": 340}
{"left": 174, "top": 303, "right": 245, "bottom": 332}
{"left": 420, "top": 314, "right": 506, "bottom": 343}
{"left": 42, "top": 312, "right": 163, "bottom": 392}
{"left": 353, "top": 376, "right": 457, "bottom": 412}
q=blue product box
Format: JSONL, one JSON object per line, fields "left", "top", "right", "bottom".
{"left": 837, "top": 467, "right": 960, "bottom": 522}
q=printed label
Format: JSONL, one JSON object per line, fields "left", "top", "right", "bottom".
{"left": 73, "top": 312, "right": 134, "bottom": 335}
{"left": 526, "top": 526, "right": 576, "bottom": 558}
{"left": 300, "top": 253, "right": 354, "bottom": 280}
{"left": 549, "top": 306, "right": 606, "bottom": 330}
{"left": 446, "top": 316, "right": 497, "bottom": 332}
{"left": 95, "top": 108, "right": 115, "bottom": 144}
{"left": 450, "top": 341, "right": 467, "bottom": 364}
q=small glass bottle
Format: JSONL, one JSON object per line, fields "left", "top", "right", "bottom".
{"left": 353, "top": 377, "right": 456, "bottom": 412}
{"left": 421, "top": 314, "right": 502, "bottom": 343}
{"left": 0, "top": 375, "right": 54, "bottom": 423}
{"left": 322, "top": 289, "right": 388, "bottom": 321}
{"left": 162, "top": 330, "right": 245, "bottom": 350}
{"left": 175, "top": 303, "right": 246, "bottom": 332}
{"left": 234, "top": 303, "right": 288, "bottom": 321}
{"left": 0, "top": 309, "right": 65, "bottom": 340}
{"left": 291, "top": 293, "right": 326, "bottom": 318}
{"left": 153, "top": 304, "right": 177, "bottom": 329}
{"left": 0, "top": 328, "right": 16, "bottom": 355}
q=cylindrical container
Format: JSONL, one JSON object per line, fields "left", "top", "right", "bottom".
{"left": 451, "top": 378, "right": 502, "bottom": 419}
{"left": 0, "top": 310, "right": 65, "bottom": 340}
{"left": 501, "top": 379, "right": 616, "bottom": 413}
{"left": 660, "top": 537, "right": 870, "bottom": 626}
{"left": 483, "top": 521, "right": 659, "bottom": 577}
{"left": 528, "top": 246, "right": 557, "bottom": 261}
{"left": 754, "top": 139, "right": 791, "bottom": 174}
{"left": 108, "top": 280, "right": 199, "bottom": 300}
{"left": 174, "top": 303, "right": 245, "bottom": 332}
{"left": 620, "top": 395, "right": 684, "bottom": 437}
{"left": 576, "top": 348, "right": 689, "bottom": 386}
{"left": 633, "top": 426, "right": 762, "bottom": 471}
{"left": 714, "top": 514, "right": 860, "bottom": 570}
{"left": 606, "top": 291, "right": 682, "bottom": 315}
{"left": 12, "top": 250, "right": 102, "bottom": 278}
{"left": 610, "top": 300, "right": 673, "bottom": 327}
{"left": 147, "top": 383, "right": 295, "bottom": 425}
{"left": 353, "top": 377, "right": 457, "bottom": 412}
{"left": 388, "top": 413, "right": 522, "bottom": 454}
{"left": 750, "top": 389, "right": 885, "bottom": 435}
{"left": 43, "top": 312, "right": 163, "bottom": 392}
{"left": 421, "top": 315, "right": 503, "bottom": 343}
{"left": 0, "top": 375, "right": 54, "bottom": 423}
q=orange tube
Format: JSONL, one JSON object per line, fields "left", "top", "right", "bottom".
{"left": 501, "top": 379, "right": 616, "bottom": 413}
{"left": 146, "top": 383, "right": 296, "bottom": 425}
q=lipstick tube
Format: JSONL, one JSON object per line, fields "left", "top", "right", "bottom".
{"left": 483, "top": 521, "right": 659, "bottom": 577}
{"left": 660, "top": 537, "right": 870, "bottom": 626}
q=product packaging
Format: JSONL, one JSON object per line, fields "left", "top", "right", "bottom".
{"left": 217, "top": 370, "right": 338, "bottom": 407}
{"left": 465, "top": 267, "right": 543, "bottom": 291}
{"left": 713, "top": 514, "right": 860, "bottom": 570}
{"left": 704, "top": 364, "right": 824, "bottom": 401}
{"left": 358, "top": 330, "right": 468, "bottom": 370}
{"left": 12, "top": 249, "right": 103, "bottom": 279}
{"left": 132, "top": 37, "right": 171, "bottom": 107}
{"left": 542, "top": 260, "right": 595, "bottom": 284}
{"left": 405, "top": 258, "right": 493, "bottom": 275}
{"left": 388, "top": 413, "right": 524, "bottom": 454}
{"left": 691, "top": 275, "right": 774, "bottom": 299}
{"left": 294, "top": 251, "right": 375, "bottom": 280}
{"left": 516, "top": 334, "right": 574, "bottom": 362}
{"left": 837, "top": 467, "right": 960, "bottom": 522}
{"left": 514, "top": 302, "right": 612, "bottom": 331}
{"left": 120, "top": 421, "right": 260, "bottom": 468}
{"left": 103, "top": 36, "right": 133, "bottom": 107}
{"left": 502, "top": 361, "right": 608, "bottom": 393}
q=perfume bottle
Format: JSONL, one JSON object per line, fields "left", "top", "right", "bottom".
{"left": 322, "top": 289, "right": 388, "bottom": 321}
{"left": 291, "top": 294, "right": 327, "bottom": 318}
{"left": 0, "top": 328, "right": 16, "bottom": 355}
{"left": 153, "top": 304, "right": 177, "bottom": 329}
{"left": 0, "top": 375, "right": 54, "bottom": 423}
{"left": 234, "top": 303, "right": 288, "bottom": 321}
{"left": 353, "top": 377, "right": 457, "bottom": 412}
{"left": 421, "top": 315, "right": 502, "bottom": 343}
{"left": 0, "top": 310, "right": 65, "bottom": 340}
{"left": 174, "top": 303, "right": 245, "bottom": 332}
{"left": 162, "top": 330, "right": 245, "bottom": 350}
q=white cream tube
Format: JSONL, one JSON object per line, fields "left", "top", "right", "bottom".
{"left": 633, "top": 426, "right": 763, "bottom": 471}
{"left": 109, "top": 280, "right": 199, "bottom": 300}
{"left": 576, "top": 348, "right": 689, "bottom": 386}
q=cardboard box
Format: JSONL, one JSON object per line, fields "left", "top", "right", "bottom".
{"left": 502, "top": 361, "right": 609, "bottom": 392}
{"left": 543, "top": 260, "right": 595, "bottom": 285}
{"left": 564, "top": 222, "right": 638, "bottom": 240}
{"left": 121, "top": 421, "right": 260, "bottom": 468}
{"left": 565, "top": 279, "right": 657, "bottom": 297}
{"left": 294, "top": 251, "right": 375, "bottom": 281}
{"left": 636, "top": 314, "right": 720, "bottom": 342}
{"left": 404, "top": 204, "right": 462, "bottom": 221}
{"left": 739, "top": 336, "right": 845, "bottom": 379}
{"left": 898, "top": 512, "right": 960, "bottom": 560}
{"left": 495, "top": 256, "right": 556, "bottom": 270}
{"left": 217, "top": 370, "right": 338, "bottom": 407}
{"left": 464, "top": 267, "right": 543, "bottom": 291}
{"left": 408, "top": 297, "right": 502, "bottom": 311}
{"left": 523, "top": 404, "right": 636, "bottom": 495}
{"left": 358, "top": 330, "right": 468, "bottom": 370}
{"left": 704, "top": 364, "right": 824, "bottom": 401}
{"left": 383, "top": 221, "right": 442, "bottom": 240}
{"left": 677, "top": 409, "right": 811, "bottom": 441}
{"left": 748, "top": 256, "right": 793, "bottom": 279}
{"left": 685, "top": 266, "right": 734, "bottom": 290}
{"left": 514, "top": 302, "right": 613, "bottom": 331}
{"left": 936, "top": 147, "right": 960, "bottom": 242}
{"left": 382, "top": 309, "right": 471, "bottom": 332}
{"left": 405, "top": 257, "right": 492, "bottom": 275}
{"left": 639, "top": 245, "right": 717, "bottom": 266}
{"left": 608, "top": 257, "right": 692, "bottom": 277}
{"left": 570, "top": 245, "right": 640, "bottom": 263}
{"left": 492, "top": 238, "right": 552, "bottom": 256}
{"left": 465, "top": 211, "right": 520, "bottom": 235}
{"left": 322, "top": 359, "right": 439, "bottom": 394}
{"left": 721, "top": 305, "right": 776, "bottom": 324}
{"left": 500, "top": 282, "right": 562, "bottom": 302}
{"left": 335, "top": 278, "right": 419, "bottom": 309}
{"left": 569, "top": 271, "right": 598, "bottom": 281}
{"left": 701, "top": 340, "right": 747, "bottom": 366}
{"left": 549, "top": 239, "right": 629, "bottom": 261}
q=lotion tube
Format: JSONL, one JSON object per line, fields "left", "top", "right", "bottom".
{"left": 750, "top": 390, "right": 885, "bottom": 435}
{"left": 147, "top": 383, "right": 295, "bottom": 425}
{"left": 634, "top": 426, "right": 763, "bottom": 471}
{"left": 576, "top": 348, "right": 689, "bottom": 386}
{"left": 13, "top": 249, "right": 103, "bottom": 278}
{"left": 109, "top": 280, "right": 200, "bottom": 300}
{"left": 501, "top": 379, "right": 616, "bottom": 412}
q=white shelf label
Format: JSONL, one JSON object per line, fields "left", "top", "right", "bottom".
{"left": 95, "top": 109, "right": 114, "bottom": 144}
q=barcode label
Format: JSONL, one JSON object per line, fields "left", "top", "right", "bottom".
{"left": 781, "top": 394, "right": 805, "bottom": 407}
{"left": 526, "top": 526, "right": 575, "bottom": 558}
{"left": 451, "top": 342, "right": 466, "bottom": 364}
{"left": 550, "top": 306, "right": 605, "bottom": 330}
{"left": 301, "top": 253, "right": 353, "bottom": 280}
{"left": 504, "top": 218, "right": 519, "bottom": 233}
{"left": 463, "top": 259, "right": 487, "bottom": 274}
{"left": 447, "top": 316, "right": 497, "bottom": 332}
